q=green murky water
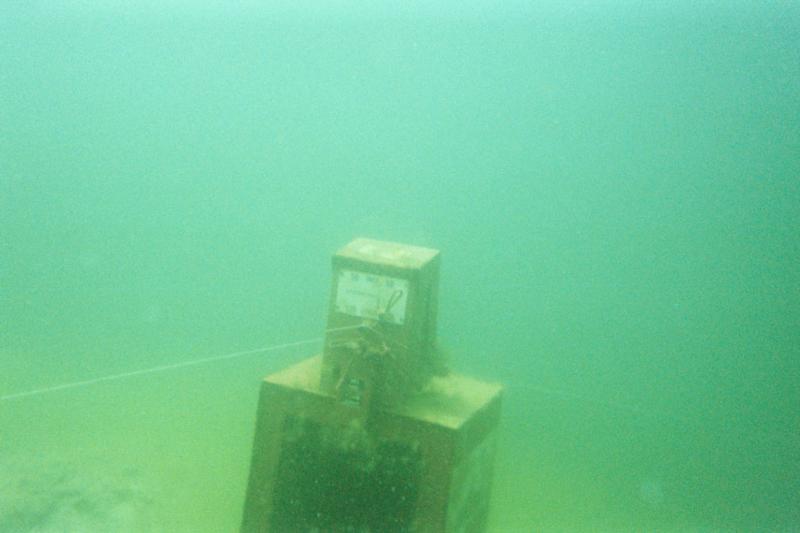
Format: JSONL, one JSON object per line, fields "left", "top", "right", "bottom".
{"left": 2, "top": 2, "right": 798, "bottom": 531}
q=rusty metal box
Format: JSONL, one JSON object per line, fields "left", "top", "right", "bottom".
{"left": 240, "top": 355, "right": 502, "bottom": 532}
{"left": 321, "top": 238, "right": 445, "bottom": 409}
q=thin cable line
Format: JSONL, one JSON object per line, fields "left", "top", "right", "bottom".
{"left": 0, "top": 324, "right": 364, "bottom": 403}
{"left": 0, "top": 338, "right": 319, "bottom": 402}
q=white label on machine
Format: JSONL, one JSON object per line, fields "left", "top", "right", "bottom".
{"left": 336, "top": 270, "right": 409, "bottom": 325}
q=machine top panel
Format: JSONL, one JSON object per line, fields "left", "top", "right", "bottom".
{"left": 336, "top": 238, "right": 439, "bottom": 271}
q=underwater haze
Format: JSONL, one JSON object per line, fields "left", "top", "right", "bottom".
{"left": 2, "top": 1, "right": 799, "bottom": 531}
